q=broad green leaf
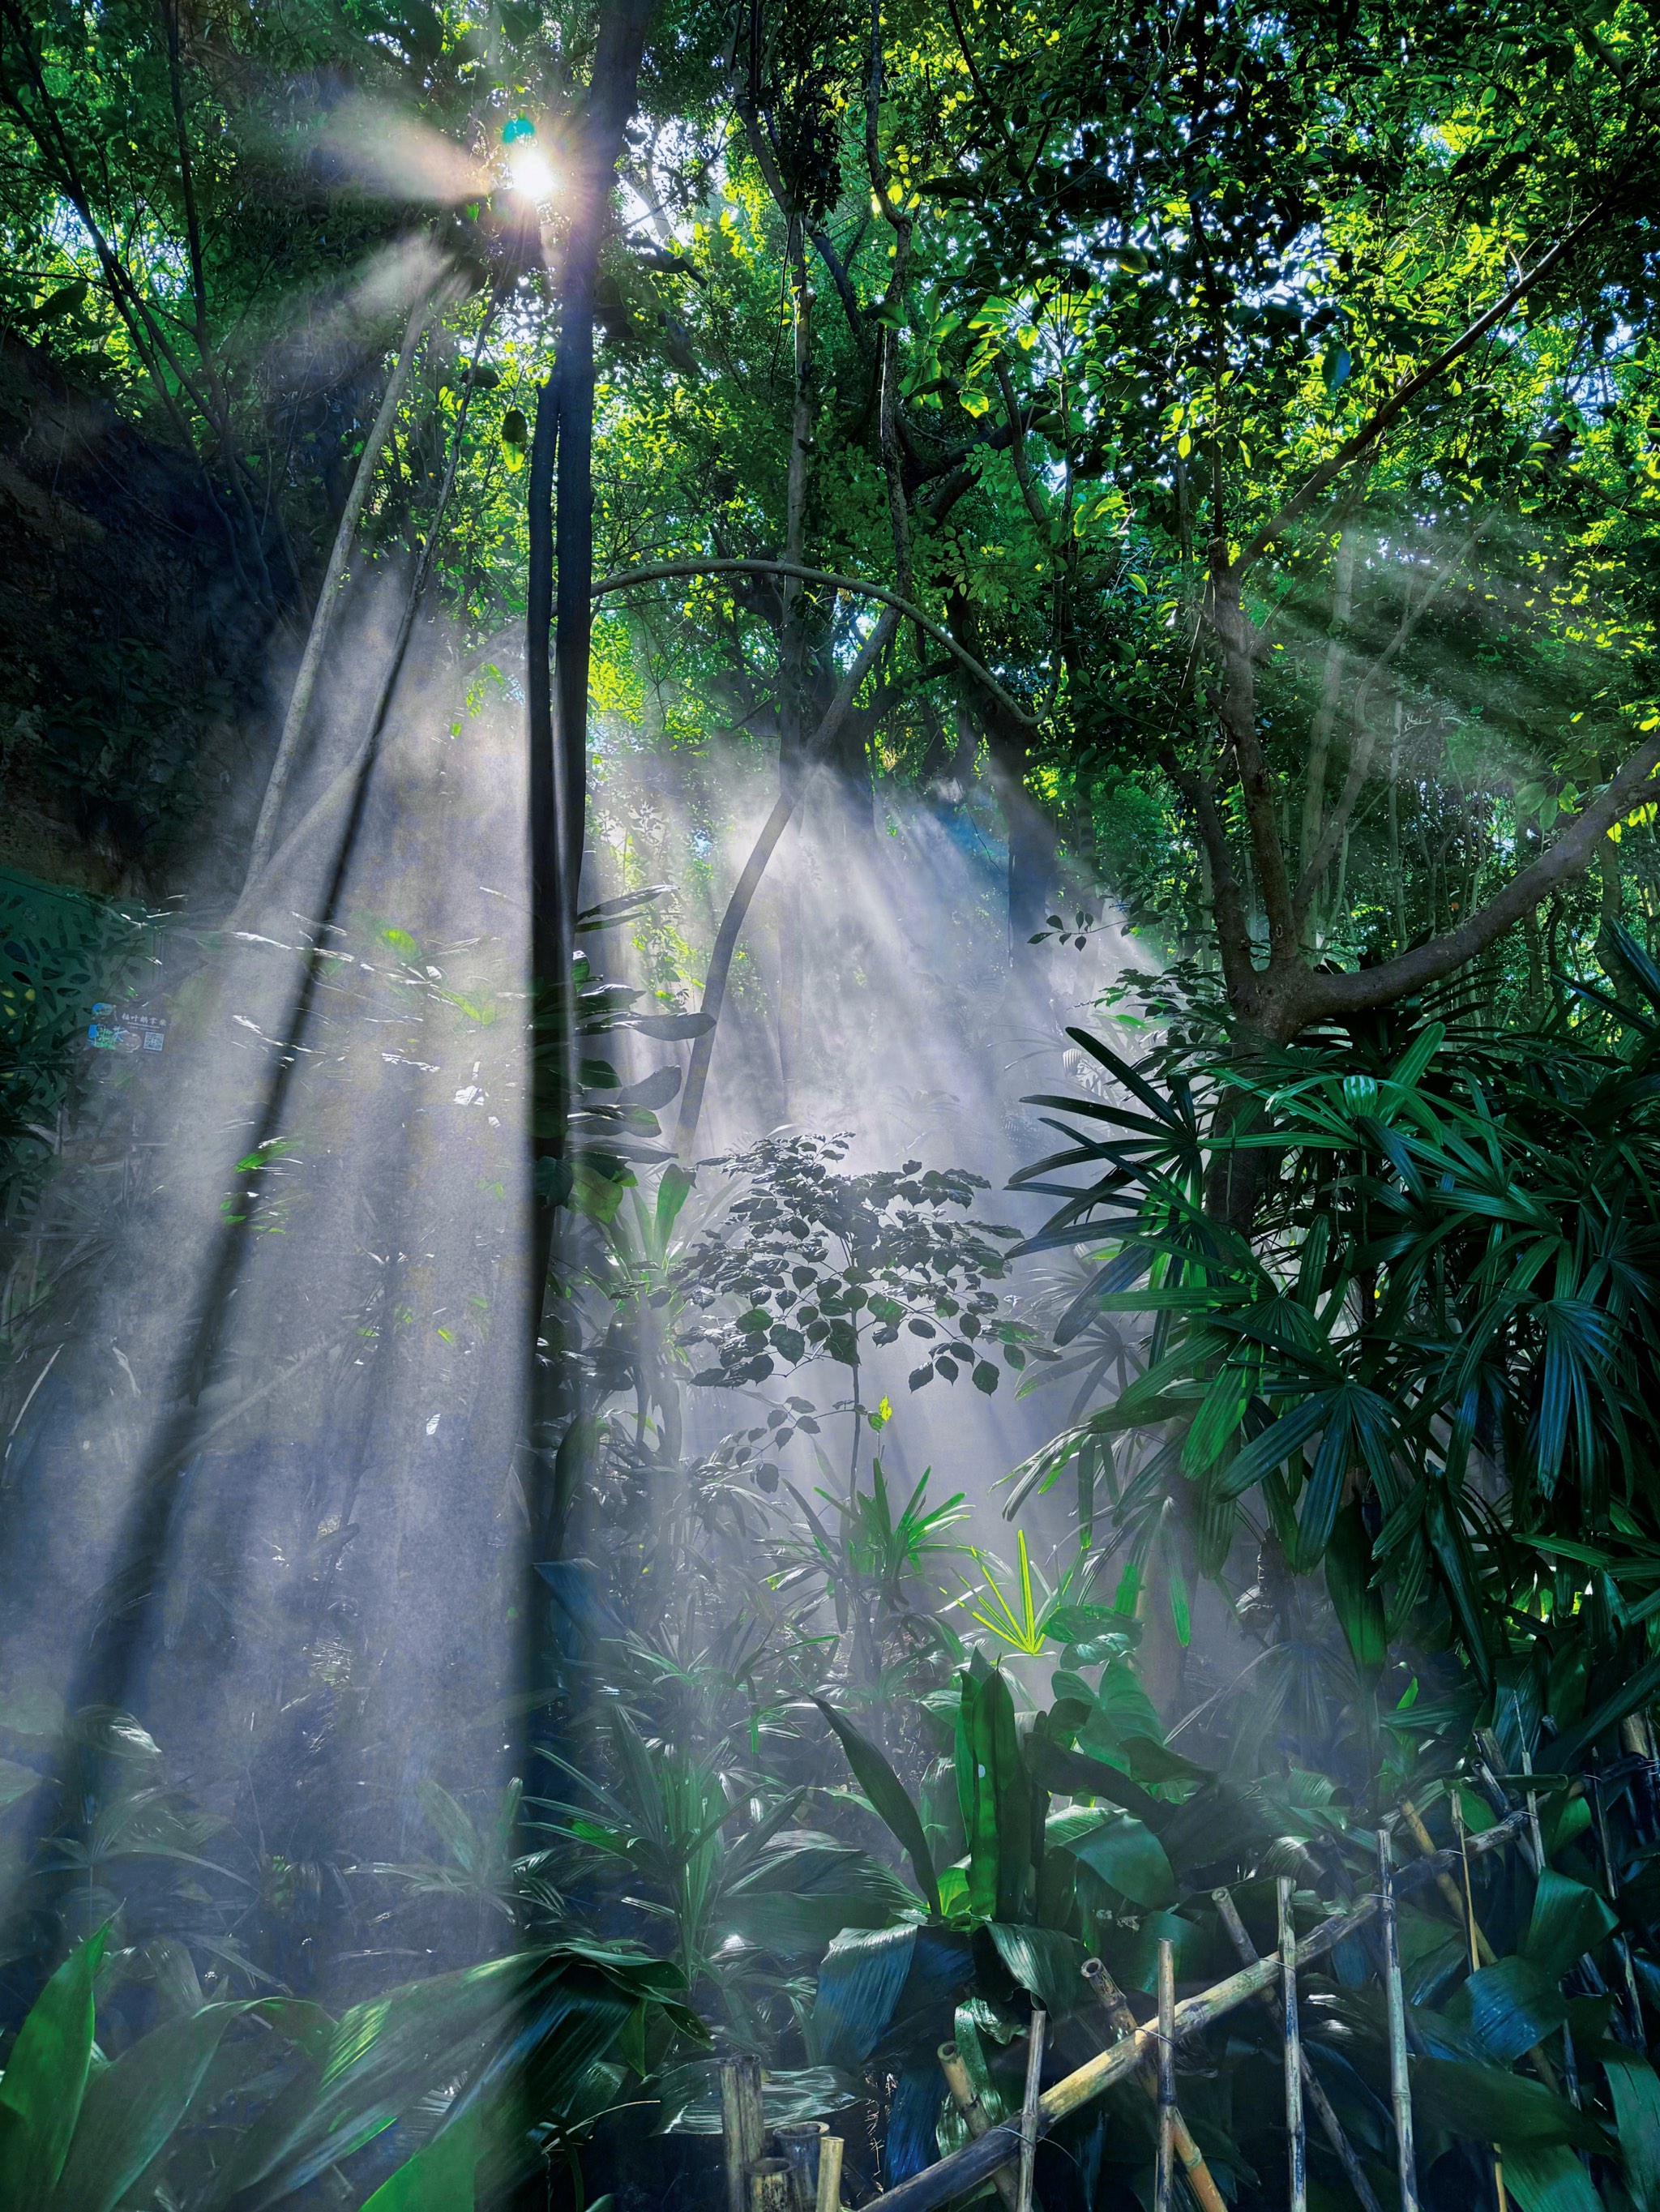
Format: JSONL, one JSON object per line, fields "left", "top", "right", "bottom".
{"left": 53, "top": 2000, "right": 253, "bottom": 2212}
{"left": 1522, "top": 1871, "right": 1616, "bottom": 1983}
{"left": 986, "top": 1923, "right": 1087, "bottom": 2017}
{"left": 814, "top": 1699, "right": 940, "bottom": 1916}
{"left": 1412, "top": 2059, "right": 1603, "bottom": 2151}
{"left": 954, "top": 1658, "right": 1030, "bottom": 1923}
{"left": 1065, "top": 1812, "right": 1175, "bottom": 1909}
{"left": 1325, "top": 1497, "right": 1387, "bottom": 1679}
{"left": 805, "top": 1925, "right": 918, "bottom": 2069}
{"left": 1502, "top": 2143, "right": 1606, "bottom": 2212}
{"left": 1445, "top": 1957, "right": 1567, "bottom": 2066}
{"left": 0, "top": 1925, "right": 107, "bottom": 2204}
{"left": 0, "top": 1756, "right": 43, "bottom": 1810}
{"left": 1607, "top": 2054, "right": 1660, "bottom": 2212}
{"left": 360, "top": 2103, "right": 480, "bottom": 2210}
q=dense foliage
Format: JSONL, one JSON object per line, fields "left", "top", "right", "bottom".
{"left": 9, "top": 0, "right": 1660, "bottom": 2210}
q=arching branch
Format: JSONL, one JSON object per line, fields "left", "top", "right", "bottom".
{"left": 593, "top": 558, "right": 1041, "bottom": 726}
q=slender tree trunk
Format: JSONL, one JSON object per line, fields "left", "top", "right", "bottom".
{"left": 674, "top": 608, "right": 901, "bottom": 1158}
{"left": 1298, "top": 524, "right": 1354, "bottom": 929}
{"left": 525, "top": 0, "right": 656, "bottom": 1551}
{"left": 241, "top": 283, "right": 434, "bottom": 900}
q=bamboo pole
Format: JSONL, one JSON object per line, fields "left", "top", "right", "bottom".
{"left": 815, "top": 2135, "right": 845, "bottom": 2212}
{"left": 1279, "top": 1880, "right": 1307, "bottom": 2212}
{"left": 1590, "top": 1771, "right": 1647, "bottom": 2043}
{"left": 1455, "top": 1801, "right": 1513, "bottom": 2209}
{"left": 1018, "top": 2010, "right": 1046, "bottom": 2212}
{"left": 1211, "top": 1889, "right": 1383, "bottom": 2212}
{"left": 1400, "top": 1799, "right": 1496, "bottom": 1965}
{"left": 1377, "top": 1831, "right": 1419, "bottom": 2212}
{"left": 750, "top": 2159, "right": 794, "bottom": 2212}
{"left": 777, "top": 2123, "right": 828, "bottom": 2212}
{"left": 939, "top": 2042, "right": 1020, "bottom": 2212}
{"left": 1081, "top": 1959, "right": 1230, "bottom": 2212}
{"left": 1156, "top": 1940, "right": 1176, "bottom": 2212}
{"left": 721, "top": 2056, "right": 768, "bottom": 2212}
{"left": 851, "top": 1812, "right": 1527, "bottom": 2212}
{"left": 1401, "top": 1799, "right": 1559, "bottom": 2092}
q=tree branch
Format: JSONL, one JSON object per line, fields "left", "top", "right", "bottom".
{"left": 1229, "top": 200, "right": 1608, "bottom": 581}
{"left": 674, "top": 604, "right": 903, "bottom": 1157}
{"left": 1162, "top": 742, "right": 1255, "bottom": 1007}
{"left": 1302, "top": 733, "right": 1660, "bottom": 1020}
{"left": 592, "top": 558, "right": 1039, "bottom": 725}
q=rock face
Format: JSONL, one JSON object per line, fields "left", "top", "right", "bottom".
{"left": 0, "top": 330, "right": 284, "bottom": 904}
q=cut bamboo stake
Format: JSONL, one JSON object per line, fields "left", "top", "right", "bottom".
{"left": 1400, "top": 1799, "right": 1497, "bottom": 1965}
{"left": 1019, "top": 2009, "right": 1046, "bottom": 2212}
{"left": 1455, "top": 1800, "right": 1514, "bottom": 2209}
{"left": 1377, "top": 1830, "right": 1419, "bottom": 2212}
{"left": 1589, "top": 1772, "right": 1646, "bottom": 2043}
{"left": 815, "top": 2134, "right": 844, "bottom": 2212}
{"left": 1081, "top": 1958, "right": 1230, "bottom": 2212}
{"left": 1401, "top": 1799, "right": 1559, "bottom": 2093}
{"left": 1211, "top": 1889, "right": 1383, "bottom": 2212}
{"left": 1517, "top": 1734, "right": 1547, "bottom": 1873}
{"left": 1279, "top": 1880, "right": 1307, "bottom": 2212}
{"left": 750, "top": 2159, "right": 794, "bottom": 2212}
{"left": 721, "top": 2056, "right": 768, "bottom": 2212}
{"left": 777, "top": 2122, "right": 829, "bottom": 2212}
{"left": 1156, "top": 1940, "right": 1177, "bottom": 2212}
{"left": 854, "top": 1812, "right": 1528, "bottom": 2212}
{"left": 939, "top": 2042, "right": 1020, "bottom": 2212}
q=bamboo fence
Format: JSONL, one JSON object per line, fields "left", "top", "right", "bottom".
{"left": 844, "top": 1808, "right": 1530, "bottom": 2212}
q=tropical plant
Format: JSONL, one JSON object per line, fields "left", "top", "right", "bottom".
{"left": 0, "top": 1921, "right": 704, "bottom": 2210}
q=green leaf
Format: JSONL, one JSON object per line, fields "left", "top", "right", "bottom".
{"left": 1325, "top": 1498, "right": 1387, "bottom": 1680}
{"left": 1413, "top": 2058, "right": 1602, "bottom": 2151}
{"left": 1522, "top": 1870, "right": 1616, "bottom": 1983}
{"left": 360, "top": 2103, "right": 480, "bottom": 2209}
{"left": 0, "top": 1755, "right": 44, "bottom": 1810}
{"left": 986, "top": 1924, "right": 1087, "bottom": 2017}
{"left": 814, "top": 1699, "right": 940, "bottom": 1916}
{"left": 1549, "top": 1652, "right": 1660, "bottom": 1771}
{"left": 805, "top": 1925, "right": 918, "bottom": 2069}
{"left": 56, "top": 2002, "right": 255, "bottom": 2212}
{"left": 1607, "top": 2054, "right": 1660, "bottom": 2212}
{"left": 1502, "top": 2143, "right": 1607, "bottom": 2212}
{"left": 1445, "top": 1957, "right": 1567, "bottom": 2066}
{"left": 1063, "top": 1812, "right": 1175, "bottom": 1908}
{"left": 954, "top": 1659, "right": 1030, "bottom": 1923}
{"left": 0, "top": 1925, "right": 107, "bottom": 2204}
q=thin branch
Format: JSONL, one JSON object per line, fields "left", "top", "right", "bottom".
{"left": 241, "top": 280, "right": 435, "bottom": 895}
{"left": 1230, "top": 200, "right": 1610, "bottom": 580}
{"left": 1303, "top": 730, "right": 1660, "bottom": 1019}
{"left": 674, "top": 603, "right": 904, "bottom": 1158}
{"left": 593, "top": 558, "right": 1040, "bottom": 725}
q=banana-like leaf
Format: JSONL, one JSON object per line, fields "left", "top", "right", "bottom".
{"left": 202, "top": 1946, "right": 669, "bottom": 2211}
{"left": 955, "top": 1658, "right": 1030, "bottom": 1923}
{"left": 0, "top": 1924, "right": 106, "bottom": 2205}
{"left": 814, "top": 1698, "right": 940, "bottom": 1916}
{"left": 806, "top": 1925, "right": 918, "bottom": 2069}
{"left": 360, "top": 2103, "right": 480, "bottom": 2210}
{"left": 1607, "top": 2053, "right": 1660, "bottom": 2212}
{"left": 1500, "top": 2142, "right": 1605, "bottom": 2212}
{"left": 987, "top": 1923, "right": 1088, "bottom": 2017}
{"left": 53, "top": 1998, "right": 256, "bottom": 2212}
{"left": 1063, "top": 1812, "right": 1175, "bottom": 1910}
{"left": 1413, "top": 2059, "right": 1606, "bottom": 2152}
{"left": 1522, "top": 1870, "right": 1617, "bottom": 1983}
{"left": 1444, "top": 1957, "right": 1567, "bottom": 2066}
{"left": 1324, "top": 1497, "right": 1388, "bottom": 1679}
